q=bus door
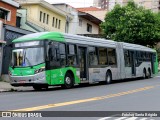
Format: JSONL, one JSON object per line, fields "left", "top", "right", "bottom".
{"left": 78, "top": 47, "right": 88, "bottom": 81}
{"left": 130, "top": 51, "right": 136, "bottom": 76}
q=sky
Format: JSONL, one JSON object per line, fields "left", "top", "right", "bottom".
{"left": 44, "top": 0, "right": 94, "bottom": 8}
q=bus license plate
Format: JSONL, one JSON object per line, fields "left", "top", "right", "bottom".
{"left": 19, "top": 80, "right": 26, "bottom": 83}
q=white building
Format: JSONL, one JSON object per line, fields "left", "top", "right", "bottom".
{"left": 93, "top": 0, "right": 160, "bottom": 12}
{"left": 53, "top": 3, "right": 102, "bottom": 34}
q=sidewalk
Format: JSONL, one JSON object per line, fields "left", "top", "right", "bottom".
{"left": 0, "top": 81, "right": 33, "bottom": 92}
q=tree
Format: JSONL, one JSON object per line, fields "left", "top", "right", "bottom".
{"left": 101, "top": 1, "right": 160, "bottom": 47}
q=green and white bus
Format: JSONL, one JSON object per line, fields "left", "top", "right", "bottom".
{"left": 9, "top": 32, "right": 158, "bottom": 90}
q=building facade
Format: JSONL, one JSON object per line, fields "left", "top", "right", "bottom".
{"left": 0, "top": 0, "right": 34, "bottom": 77}
{"left": 53, "top": 3, "right": 102, "bottom": 34}
{"left": 93, "top": 0, "right": 160, "bottom": 12}
{"left": 15, "top": 0, "right": 72, "bottom": 32}
{"left": 77, "top": 7, "right": 107, "bottom": 22}
{"left": 0, "top": 0, "right": 19, "bottom": 26}
{"left": 77, "top": 11, "right": 101, "bottom": 34}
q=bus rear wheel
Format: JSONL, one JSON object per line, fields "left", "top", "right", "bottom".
{"left": 106, "top": 72, "right": 112, "bottom": 84}
{"left": 62, "top": 73, "right": 73, "bottom": 89}
{"left": 143, "top": 69, "right": 146, "bottom": 79}
{"left": 147, "top": 68, "right": 151, "bottom": 78}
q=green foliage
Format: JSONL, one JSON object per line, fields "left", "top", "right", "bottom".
{"left": 101, "top": 1, "right": 160, "bottom": 47}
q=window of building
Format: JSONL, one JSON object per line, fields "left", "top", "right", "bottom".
{"left": 58, "top": 20, "right": 61, "bottom": 29}
{"left": 98, "top": 48, "right": 107, "bottom": 65}
{"left": 79, "top": 19, "right": 82, "bottom": 26}
{"left": 108, "top": 48, "right": 116, "bottom": 65}
{"left": 88, "top": 47, "right": 98, "bottom": 66}
{"left": 55, "top": 18, "right": 58, "bottom": 28}
{"left": 67, "top": 44, "right": 77, "bottom": 66}
{"left": 16, "top": 16, "right": 21, "bottom": 27}
{"left": 43, "top": 13, "right": 46, "bottom": 23}
{"left": 46, "top": 14, "right": 49, "bottom": 24}
{"left": 39, "top": 11, "right": 42, "bottom": 22}
{"left": 0, "top": 8, "right": 10, "bottom": 21}
{"left": 52, "top": 17, "right": 55, "bottom": 27}
{"left": 87, "top": 23, "right": 92, "bottom": 33}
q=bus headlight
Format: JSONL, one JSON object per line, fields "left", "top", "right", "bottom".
{"left": 34, "top": 68, "right": 45, "bottom": 74}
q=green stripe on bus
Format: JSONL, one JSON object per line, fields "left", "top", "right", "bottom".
{"left": 12, "top": 32, "right": 65, "bottom": 43}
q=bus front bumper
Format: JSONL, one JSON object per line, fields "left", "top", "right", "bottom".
{"left": 10, "top": 72, "right": 47, "bottom": 86}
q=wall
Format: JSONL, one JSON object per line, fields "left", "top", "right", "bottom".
{"left": 0, "top": 1, "right": 17, "bottom": 26}
{"left": 135, "top": 0, "right": 159, "bottom": 12}
{"left": 84, "top": 10, "right": 107, "bottom": 21}
{"left": 17, "top": 9, "right": 38, "bottom": 32}
{"left": 53, "top": 4, "right": 78, "bottom": 34}
{"left": 76, "top": 17, "right": 99, "bottom": 34}
{"left": 21, "top": 4, "right": 66, "bottom": 32}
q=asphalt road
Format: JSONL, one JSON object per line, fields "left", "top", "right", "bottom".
{"left": 1, "top": 74, "right": 160, "bottom": 120}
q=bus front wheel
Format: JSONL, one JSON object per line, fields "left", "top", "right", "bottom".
{"left": 62, "top": 73, "right": 73, "bottom": 89}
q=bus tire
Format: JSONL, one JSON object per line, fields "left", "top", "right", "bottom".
{"left": 148, "top": 68, "right": 151, "bottom": 78}
{"left": 62, "top": 73, "right": 73, "bottom": 89}
{"left": 143, "top": 69, "right": 146, "bottom": 79}
{"left": 106, "top": 71, "right": 112, "bottom": 84}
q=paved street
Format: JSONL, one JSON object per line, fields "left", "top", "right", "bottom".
{"left": 0, "top": 75, "right": 160, "bottom": 120}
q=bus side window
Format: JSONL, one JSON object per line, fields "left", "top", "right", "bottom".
{"left": 88, "top": 47, "right": 98, "bottom": 66}
{"left": 67, "top": 44, "right": 77, "bottom": 66}
{"left": 108, "top": 48, "right": 117, "bottom": 66}
{"left": 146, "top": 52, "right": 150, "bottom": 61}
{"left": 59, "top": 43, "right": 66, "bottom": 66}
{"left": 98, "top": 47, "right": 107, "bottom": 65}
{"left": 124, "top": 50, "right": 131, "bottom": 67}
{"left": 48, "top": 43, "right": 58, "bottom": 60}
{"left": 48, "top": 42, "right": 60, "bottom": 68}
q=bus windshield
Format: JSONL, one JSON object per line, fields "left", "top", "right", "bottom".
{"left": 12, "top": 47, "right": 44, "bottom": 67}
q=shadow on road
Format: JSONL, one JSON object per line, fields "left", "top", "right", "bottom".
{"left": 6, "top": 77, "right": 151, "bottom": 93}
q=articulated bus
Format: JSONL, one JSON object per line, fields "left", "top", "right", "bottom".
{"left": 9, "top": 32, "right": 158, "bottom": 90}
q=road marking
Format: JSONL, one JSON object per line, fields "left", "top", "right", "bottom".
{"left": 98, "top": 117, "right": 127, "bottom": 120}
{"left": 140, "top": 118, "right": 148, "bottom": 120}
{"left": 98, "top": 117, "right": 112, "bottom": 120}
{"left": 10, "top": 86, "right": 154, "bottom": 111}
{"left": 115, "top": 117, "right": 128, "bottom": 120}
{"left": 98, "top": 117, "right": 149, "bottom": 120}
{"left": 125, "top": 117, "right": 138, "bottom": 120}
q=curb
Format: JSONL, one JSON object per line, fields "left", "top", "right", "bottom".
{"left": 0, "top": 82, "right": 31, "bottom": 92}
{"left": 0, "top": 89, "right": 10, "bottom": 92}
